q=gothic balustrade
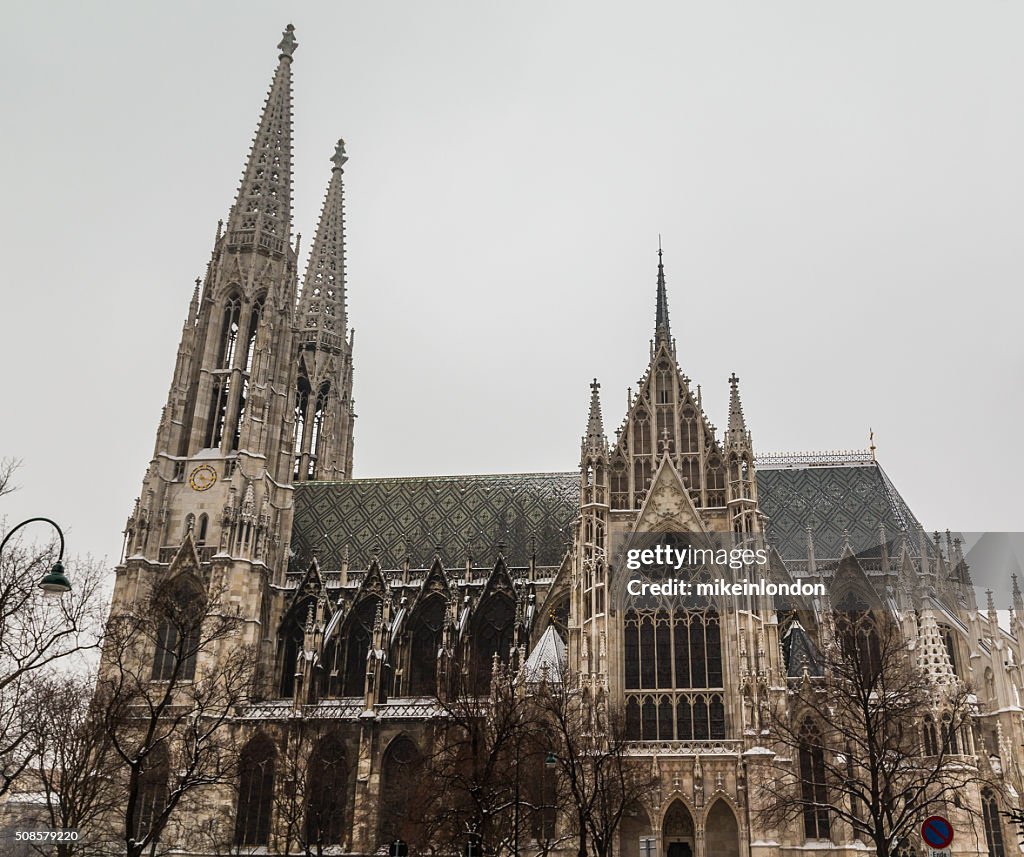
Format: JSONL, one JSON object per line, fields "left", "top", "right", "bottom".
{"left": 624, "top": 739, "right": 742, "bottom": 755}
{"left": 225, "top": 229, "right": 285, "bottom": 257}
{"left": 237, "top": 697, "right": 447, "bottom": 722}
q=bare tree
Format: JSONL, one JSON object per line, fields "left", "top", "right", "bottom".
{"left": 534, "top": 667, "right": 657, "bottom": 857}
{"left": 22, "top": 672, "right": 123, "bottom": 857}
{"left": 96, "top": 570, "right": 253, "bottom": 857}
{"left": 759, "top": 609, "right": 986, "bottom": 857}
{"left": 0, "top": 460, "right": 107, "bottom": 798}
{"left": 0, "top": 457, "right": 21, "bottom": 499}
{"left": 411, "top": 663, "right": 563, "bottom": 857}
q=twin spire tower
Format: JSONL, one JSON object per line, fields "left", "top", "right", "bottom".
{"left": 122, "top": 25, "right": 354, "bottom": 602}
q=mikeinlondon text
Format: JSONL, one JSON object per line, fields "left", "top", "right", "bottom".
{"left": 626, "top": 578, "right": 826, "bottom": 597}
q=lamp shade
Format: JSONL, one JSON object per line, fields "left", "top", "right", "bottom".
{"left": 39, "top": 560, "right": 72, "bottom": 595}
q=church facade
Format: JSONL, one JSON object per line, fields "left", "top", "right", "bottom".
{"left": 108, "top": 25, "right": 1024, "bottom": 857}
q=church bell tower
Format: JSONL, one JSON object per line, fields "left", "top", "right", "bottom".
{"left": 117, "top": 25, "right": 355, "bottom": 668}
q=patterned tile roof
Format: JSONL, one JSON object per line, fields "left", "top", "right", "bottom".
{"left": 291, "top": 472, "right": 580, "bottom": 571}
{"left": 756, "top": 461, "right": 923, "bottom": 561}
{"left": 291, "top": 461, "right": 922, "bottom": 571}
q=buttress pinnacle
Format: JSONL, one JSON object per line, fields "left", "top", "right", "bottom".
{"left": 726, "top": 373, "right": 752, "bottom": 449}
{"left": 583, "top": 378, "right": 607, "bottom": 454}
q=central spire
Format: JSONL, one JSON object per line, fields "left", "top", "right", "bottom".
{"left": 654, "top": 240, "right": 672, "bottom": 348}
{"left": 225, "top": 24, "right": 297, "bottom": 253}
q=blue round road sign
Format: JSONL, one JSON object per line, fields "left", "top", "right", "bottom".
{"left": 921, "top": 815, "right": 954, "bottom": 849}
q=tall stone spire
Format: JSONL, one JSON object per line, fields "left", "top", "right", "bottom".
{"left": 225, "top": 24, "right": 297, "bottom": 252}
{"left": 299, "top": 140, "right": 349, "bottom": 346}
{"left": 654, "top": 243, "right": 671, "bottom": 347}
{"left": 292, "top": 140, "right": 356, "bottom": 483}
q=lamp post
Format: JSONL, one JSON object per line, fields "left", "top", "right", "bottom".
{"left": 0, "top": 516, "right": 72, "bottom": 596}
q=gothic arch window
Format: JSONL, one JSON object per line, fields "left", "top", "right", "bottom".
{"left": 243, "top": 294, "right": 265, "bottom": 373}
{"left": 196, "top": 514, "right": 209, "bottom": 545}
{"left": 306, "top": 734, "right": 349, "bottom": 847}
{"left": 655, "top": 364, "right": 673, "bottom": 404}
{"left": 680, "top": 405, "right": 698, "bottom": 453}
{"left": 305, "top": 382, "right": 330, "bottom": 478}
{"left": 623, "top": 599, "right": 725, "bottom": 741}
{"left": 278, "top": 599, "right": 311, "bottom": 698}
{"left": 922, "top": 714, "right": 938, "bottom": 756}
{"left": 472, "top": 593, "right": 515, "bottom": 692}
{"left": 151, "top": 577, "right": 204, "bottom": 682}
{"left": 219, "top": 294, "right": 242, "bottom": 368}
{"left": 706, "top": 455, "right": 725, "bottom": 507}
{"left": 655, "top": 366, "right": 674, "bottom": 450}
{"left": 982, "top": 788, "right": 1006, "bottom": 857}
{"left": 938, "top": 624, "right": 959, "bottom": 677}
{"left": 633, "top": 458, "right": 651, "bottom": 508}
{"left": 940, "top": 712, "right": 959, "bottom": 754}
{"left": 834, "top": 596, "right": 882, "bottom": 683}
{"left": 134, "top": 744, "right": 169, "bottom": 845}
{"left": 293, "top": 371, "right": 312, "bottom": 480}
{"left": 342, "top": 597, "right": 380, "bottom": 697}
{"left": 610, "top": 458, "right": 629, "bottom": 509}
{"left": 232, "top": 294, "right": 266, "bottom": 451}
{"left": 798, "top": 719, "right": 830, "bottom": 840}
{"left": 408, "top": 594, "right": 446, "bottom": 697}
{"left": 634, "top": 410, "right": 652, "bottom": 456}
{"left": 205, "top": 292, "right": 243, "bottom": 449}
{"left": 235, "top": 734, "right": 275, "bottom": 847}
{"left": 378, "top": 736, "right": 422, "bottom": 846}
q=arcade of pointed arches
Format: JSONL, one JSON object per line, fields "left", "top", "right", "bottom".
{"left": 620, "top": 795, "right": 742, "bottom": 857}
{"left": 276, "top": 579, "right": 519, "bottom": 701}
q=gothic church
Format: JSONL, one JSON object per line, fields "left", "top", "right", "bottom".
{"left": 111, "top": 25, "right": 1023, "bottom": 857}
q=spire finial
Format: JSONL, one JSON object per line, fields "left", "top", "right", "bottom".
{"left": 332, "top": 139, "right": 348, "bottom": 171}
{"left": 654, "top": 243, "right": 671, "bottom": 347}
{"left": 869, "top": 427, "right": 876, "bottom": 461}
{"left": 278, "top": 24, "right": 298, "bottom": 59}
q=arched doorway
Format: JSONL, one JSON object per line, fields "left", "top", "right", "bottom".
{"left": 377, "top": 736, "right": 422, "bottom": 846}
{"left": 662, "top": 799, "right": 695, "bottom": 857}
{"left": 704, "top": 799, "right": 740, "bottom": 857}
{"left": 620, "top": 801, "right": 653, "bottom": 857}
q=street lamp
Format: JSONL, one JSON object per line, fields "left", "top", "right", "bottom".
{"left": 0, "top": 517, "right": 72, "bottom": 597}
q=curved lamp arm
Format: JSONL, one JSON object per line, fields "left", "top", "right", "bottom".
{"left": 0, "top": 516, "right": 72, "bottom": 595}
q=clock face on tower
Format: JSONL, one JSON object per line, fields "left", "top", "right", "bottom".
{"left": 189, "top": 464, "right": 218, "bottom": 492}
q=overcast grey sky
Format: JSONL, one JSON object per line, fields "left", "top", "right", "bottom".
{"left": 1, "top": 1, "right": 1021, "bottom": 569}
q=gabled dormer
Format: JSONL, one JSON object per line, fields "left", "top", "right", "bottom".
{"left": 608, "top": 249, "right": 729, "bottom": 513}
